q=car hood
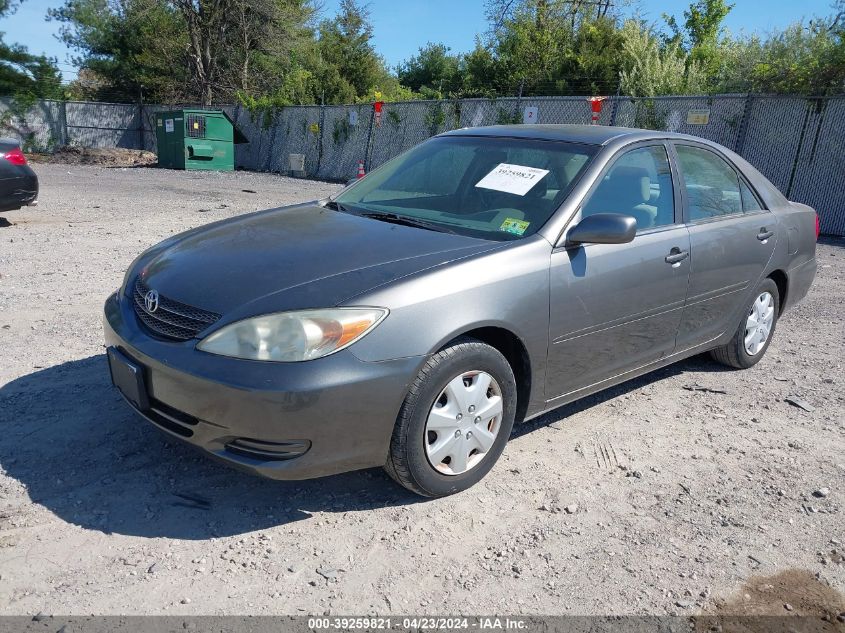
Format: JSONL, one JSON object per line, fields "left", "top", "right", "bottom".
{"left": 137, "top": 203, "right": 499, "bottom": 320}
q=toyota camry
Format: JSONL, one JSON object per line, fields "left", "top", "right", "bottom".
{"left": 104, "top": 125, "right": 818, "bottom": 497}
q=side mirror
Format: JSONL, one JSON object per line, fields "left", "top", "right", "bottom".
{"left": 566, "top": 213, "right": 637, "bottom": 246}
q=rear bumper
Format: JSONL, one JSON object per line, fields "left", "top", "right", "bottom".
{"left": 783, "top": 257, "right": 817, "bottom": 313}
{"left": 0, "top": 169, "right": 38, "bottom": 211}
{"left": 103, "top": 292, "right": 424, "bottom": 480}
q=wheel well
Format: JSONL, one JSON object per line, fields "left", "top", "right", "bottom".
{"left": 452, "top": 327, "right": 532, "bottom": 424}
{"left": 768, "top": 270, "right": 788, "bottom": 314}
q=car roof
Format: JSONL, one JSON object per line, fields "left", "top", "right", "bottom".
{"left": 440, "top": 124, "right": 693, "bottom": 146}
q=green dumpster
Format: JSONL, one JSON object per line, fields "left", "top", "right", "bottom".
{"left": 154, "top": 109, "right": 248, "bottom": 171}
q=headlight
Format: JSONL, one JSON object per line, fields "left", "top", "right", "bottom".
{"left": 196, "top": 308, "right": 388, "bottom": 362}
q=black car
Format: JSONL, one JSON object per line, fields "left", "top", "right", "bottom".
{"left": 0, "top": 138, "right": 38, "bottom": 212}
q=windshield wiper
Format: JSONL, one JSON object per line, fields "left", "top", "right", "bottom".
{"left": 360, "top": 211, "right": 457, "bottom": 234}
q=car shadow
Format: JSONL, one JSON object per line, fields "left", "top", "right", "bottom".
{"left": 1, "top": 352, "right": 734, "bottom": 540}
{"left": 0, "top": 354, "right": 422, "bottom": 540}
{"left": 512, "top": 352, "right": 735, "bottom": 439}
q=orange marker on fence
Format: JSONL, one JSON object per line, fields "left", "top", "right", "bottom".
{"left": 357, "top": 160, "right": 366, "bottom": 179}
{"left": 588, "top": 96, "right": 607, "bottom": 125}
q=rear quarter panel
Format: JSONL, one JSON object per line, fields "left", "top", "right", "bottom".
{"left": 772, "top": 201, "right": 818, "bottom": 312}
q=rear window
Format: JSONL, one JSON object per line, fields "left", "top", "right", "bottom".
{"left": 333, "top": 136, "right": 597, "bottom": 240}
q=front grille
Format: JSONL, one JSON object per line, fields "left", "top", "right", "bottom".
{"left": 133, "top": 277, "right": 221, "bottom": 341}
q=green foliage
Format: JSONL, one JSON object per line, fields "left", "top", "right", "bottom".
{"left": 747, "top": 22, "right": 845, "bottom": 95}
{"left": 332, "top": 117, "right": 351, "bottom": 144}
{"left": 0, "top": 39, "right": 64, "bottom": 99}
{"left": 49, "top": 0, "right": 188, "bottom": 102}
{"left": 396, "top": 43, "right": 463, "bottom": 95}
{"left": 424, "top": 102, "right": 447, "bottom": 133}
{"left": 1, "top": 0, "right": 64, "bottom": 100}
{"left": 495, "top": 104, "right": 520, "bottom": 125}
{"left": 12, "top": 0, "right": 845, "bottom": 110}
{"left": 619, "top": 20, "right": 706, "bottom": 97}
{"left": 315, "top": 0, "right": 383, "bottom": 103}
{"left": 663, "top": 0, "right": 734, "bottom": 81}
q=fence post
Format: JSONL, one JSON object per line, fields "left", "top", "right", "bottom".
{"left": 232, "top": 103, "right": 241, "bottom": 168}
{"left": 317, "top": 104, "right": 325, "bottom": 176}
{"left": 138, "top": 104, "right": 145, "bottom": 151}
{"left": 733, "top": 94, "right": 754, "bottom": 156}
{"left": 364, "top": 104, "right": 376, "bottom": 173}
{"left": 265, "top": 114, "right": 278, "bottom": 173}
{"left": 515, "top": 77, "right": 525, "bottom": 122}
{"left": 786, "top": 99, "right": 813, "bottom": 199}
{"left": 59, "top": 100, "right": 69, "bottom": 147}
{"left": 608, "top": 97, "right": 619, "bottom": 126}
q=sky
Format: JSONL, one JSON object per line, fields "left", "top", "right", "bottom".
{"left": 0, "top": 0, "right": 837, "bottom": 82}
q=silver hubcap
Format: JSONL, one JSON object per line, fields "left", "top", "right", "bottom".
{"left": 424, "top": 370, "right": 503, "bottom": 476}
{"left": 744, "top": 291, "right": 775, "bottom": 356}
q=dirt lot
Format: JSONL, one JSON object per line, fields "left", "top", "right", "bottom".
{"left": 0, "top": 164, "right": 843, "bottom": 618}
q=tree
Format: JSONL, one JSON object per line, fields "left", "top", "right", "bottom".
{"left": 442, "top": 0, "right": 630, "bottom": 97}
{"left": 749, "top": 21, "right": 845, "bottom": 95}
{"left": 1, "top": 1, "right": 64, "bottom": 98}
{"left": 315, "top": 0, "right": 384, "bottom": 101}
{"left": 49, "top": 0, "right": 189, "bottom": 102}
{"left": 396, "top": 43, "right": 463, "bottom": 97}
{"left": 51, "top": 0, "right": 316, "bottom": 104}
{"left": 226, "top": 0, "right": 315, "bottom": 97}
{"left": 664, "top": 0, "right": 733, "bottom": 78}
{"left": 619, "top": 20, "right": 705, "bottom": 97}
{"left": 0, "top": 39, "right": 64, "bottom": 98}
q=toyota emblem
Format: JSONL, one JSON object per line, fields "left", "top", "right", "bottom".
{"left": 144, "top": 289, "right": 160, "bottom": 313}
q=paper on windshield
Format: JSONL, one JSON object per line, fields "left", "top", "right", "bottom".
{"left": 475, "top": 163, "right": 549, "bottom": 196}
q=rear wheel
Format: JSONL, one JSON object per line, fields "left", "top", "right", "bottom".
{"left": 711, "top": 278, "right": 780, "bottom": 369}
{"left": 384, "top": 337, "right": 517, "bottom": 497}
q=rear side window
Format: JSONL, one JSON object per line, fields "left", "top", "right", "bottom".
{"left": 676, "top": 145, "right": 742, "bottom": 221}
{"left": 581, "top": 145, "right": 675, "bottom": 230}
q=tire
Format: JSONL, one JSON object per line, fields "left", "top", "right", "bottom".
{"left": 710, "top": 278, "right": 780, "bottom": 369}
{"left": 384, "top": 337, "right": 517, "bottom": 498}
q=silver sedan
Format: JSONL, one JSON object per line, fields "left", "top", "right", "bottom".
{"left": 105, "top": 125, "right": 818, "bottom": 497}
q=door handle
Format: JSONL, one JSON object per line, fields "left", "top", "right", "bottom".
{"left": 757, "top": 228, "right": 774, "bottom": 242}
{"left": 665, "top": 247, "right": 690, "bottom": 265}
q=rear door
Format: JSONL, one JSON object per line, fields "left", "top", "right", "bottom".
{"left": 671, "top": 143, "right": 777, "bottom": 350}
{"left": 546, "top": 143, "right": 691, "bottom": 400}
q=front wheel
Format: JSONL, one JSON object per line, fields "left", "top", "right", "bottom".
{"left": 711, "top": 278, "right": 780, "bottom": 369}
{"left": 384, "top": 337, "right": 517, "bottom": 498}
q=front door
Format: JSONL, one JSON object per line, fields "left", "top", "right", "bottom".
{"left": 546, "top": 144, "right": 691, "bottom": 400}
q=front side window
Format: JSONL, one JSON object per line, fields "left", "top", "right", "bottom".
{"left": 581, "top": 145, "right": 675, "bottom": 230}
{"left": 333, "top": 136, "right": 597, "bottom": 240}
{"left": 676, "top": 145, "right": 742, "bottom": 221}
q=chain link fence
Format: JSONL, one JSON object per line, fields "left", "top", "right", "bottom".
{"left": 1, "top": 94, "right": 844, "bottom": 235}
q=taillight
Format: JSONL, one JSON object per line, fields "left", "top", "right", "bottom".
{"left": 3, "top": 147, "right": 27, "bottom": 166}
{"left": 815, "top": 213, "right": 820, "bottom": 240}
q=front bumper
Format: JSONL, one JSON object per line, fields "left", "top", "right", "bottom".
{"left": 103, "top": 292, "right": 425, "bottom": 480}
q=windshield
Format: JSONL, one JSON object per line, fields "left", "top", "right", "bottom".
{"left": 332, "top": 135, "right": 597, "bottom": 240}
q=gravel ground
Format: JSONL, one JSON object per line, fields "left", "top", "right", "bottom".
{"left": 0, "top": 164, "right": 843, "bottom": 618}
